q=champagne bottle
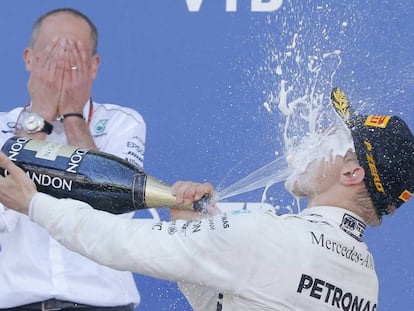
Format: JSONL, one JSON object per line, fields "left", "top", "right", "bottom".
{"left": 0, "top": 136, "right": 208, "bottom": 214}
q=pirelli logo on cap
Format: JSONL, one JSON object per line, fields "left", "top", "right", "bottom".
{"left": 364, "top": 115, "right": 391, "bottom": 128}
{"left": 399, "top": 190, "right": 413, "bottom": 202}
{"left": 364, "top": 141, "right": 385, "bottom": 193}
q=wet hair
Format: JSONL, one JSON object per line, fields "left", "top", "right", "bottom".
{"left": 29, "top": 8, "right": 98, "bottom": 55}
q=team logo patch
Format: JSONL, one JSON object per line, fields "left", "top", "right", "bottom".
{"left": 364, "top": 115, "right": 391, "bottom": 128}
{"left": 399, "top": 190, "right": 413, "bottom": 202}
{"left": 231, "top": 209, "right": 251, "bottom": 215}
{"left": 94, "top": 119, "right": 108, "bottom": 133}
{"left": 340, "top": 213, "right": 366, "bottom": 241}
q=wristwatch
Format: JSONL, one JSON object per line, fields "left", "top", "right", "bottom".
{"left": 22, "top": 112, "right": 54, "bottom": 134}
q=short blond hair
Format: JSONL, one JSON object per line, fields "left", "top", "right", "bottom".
{"left": 353, "top": 188, "right": 380, "bottom": 226}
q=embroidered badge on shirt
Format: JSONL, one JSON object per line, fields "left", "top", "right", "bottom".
{"left": 340, "top": 214, "right": 366, "bottom": 241}
{"left": 94, "top": 119, "right": 108, "bottom": 133}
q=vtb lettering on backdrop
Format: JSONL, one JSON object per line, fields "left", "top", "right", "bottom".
{"left": 185, "top": 0, "right": 283, "bottom": 12}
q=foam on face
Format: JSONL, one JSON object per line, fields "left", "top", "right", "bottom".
{"left": 284, "top": 124, "right": 355, "bottom": 196}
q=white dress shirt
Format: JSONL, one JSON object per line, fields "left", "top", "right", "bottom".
{"left": 28, "top": 193, "right": 379, "bottom": 311}
{"left": 0, "top": 100, "right": 152, "bottom": 308}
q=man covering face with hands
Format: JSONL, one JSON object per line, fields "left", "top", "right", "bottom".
{"left": 0, "top": 8, "right": 147, "bottom": 311}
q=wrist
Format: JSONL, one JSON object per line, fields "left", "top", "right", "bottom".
{"left": 28, "top": 192, "right": 42, "bottom": 218}
{"left": 29, "top": 104, "right": 56, "bottom": 122}
{"left": 28, "top": 111, "right": 55, "bottom": 123}
{"left": 56, "top": 113, "right": 85, "bottom": 122}
{"left": 20, "top": 111, "right": 54, "bottom": 135}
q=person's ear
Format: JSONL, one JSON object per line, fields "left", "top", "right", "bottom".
{"left": 341, "top": 165, "right": 365, "bottom": 185}
{"left": 91, "top": 54, "right": 100, "bottom": 80}
{"left": 23, "top": 48, "right": 34, "bottom": 71}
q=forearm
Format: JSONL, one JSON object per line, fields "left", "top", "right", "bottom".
{"left": 62, "top": 117, "right": 97, "bottom": 149}
{"left": 29, "top": 193, "right": 197, "bottom": 277}
{"left": 29, "top": 193, "right": 248, "bottom": 291}
{"left": 29, "top": 193, "right": 134, "bottom": 269}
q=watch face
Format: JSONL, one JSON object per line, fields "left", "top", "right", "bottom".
{"left": 23, "top": 113, "right": 44, "bottom": 133}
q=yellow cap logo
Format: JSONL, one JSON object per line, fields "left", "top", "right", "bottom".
{"left": 399, "top": 190, "right": 413, "bottom": 202}
{"left": 364, "top": 141, "right": 385, "bottom": 193}
{"left": 331, "top": 87, "right": 352, "bottom": 126}
{"left": 364, "top": 115, "right": 391, "bottom": 128}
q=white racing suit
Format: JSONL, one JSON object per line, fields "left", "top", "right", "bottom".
{"left": 29, "top": 193, "right": 378, "bottom": 311}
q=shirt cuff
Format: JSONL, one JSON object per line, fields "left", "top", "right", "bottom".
{"left": 29, "top": 192, "right": 57, "bottom": 222}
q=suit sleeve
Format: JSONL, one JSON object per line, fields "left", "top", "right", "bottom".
{"left": 29, "top": 192, "right": 258, "bottom": 295}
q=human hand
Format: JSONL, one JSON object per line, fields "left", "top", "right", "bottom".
{"left": 170, "top": 181, "right": 218, "bottom": 220}
{"left": 171, "top": 181, "right": 214, "bottom": 206}
{"left": 0, "top": 152, "right": 37, "bottom": 215}
{"left": 27, "top": 37, "right": 94, "bottom": 119}
{"left": 57, "top": 39, "right": 93, "bottom": 115}
{"left": 26, "top": 37, "right": 66, "bottom": 120}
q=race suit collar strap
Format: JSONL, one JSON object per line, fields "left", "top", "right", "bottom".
{"left": 300, "top": 206, "right": 367, "bottom": 241}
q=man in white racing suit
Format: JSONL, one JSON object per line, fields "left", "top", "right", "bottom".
{"left": 0, "top": 88, "right": 412, "bottom": 310}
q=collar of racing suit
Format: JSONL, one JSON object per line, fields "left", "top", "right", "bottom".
{"left": 300, "top": 206, "right": 367, "bottom": 241}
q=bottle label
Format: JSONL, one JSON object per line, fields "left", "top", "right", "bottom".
{"left": 4, "top": 136, "right": 89, "bottom": 174}
{"left": 25, "top": 139, "right": 79, "bottom": 161}
{"left": 1, "top": 137, "right": 80, "bottom": 192}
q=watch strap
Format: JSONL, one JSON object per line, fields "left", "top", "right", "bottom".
{"left": 56, "top": 113, "right": 85, "bottom": 122}
{"left": 22, "top": 112, "right": 54, "bottom": 135}
{"left": 42, "top": 119, "right": 53, "bottom": 134}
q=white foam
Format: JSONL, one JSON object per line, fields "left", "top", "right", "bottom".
{"left": 284, "top": 126, "right": 355, "bottom": 196}
{"left": 217, "top": 4, "right": 348, "bottom": 213}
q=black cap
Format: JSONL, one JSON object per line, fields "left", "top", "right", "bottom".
{"left": 331, "top": 87, "right": 414, "bottom": 216}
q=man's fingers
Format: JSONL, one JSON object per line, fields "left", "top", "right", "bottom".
{"left": 0, "top": 152, "right": 36, "bottom": 215}
{"left": 196, "top": 182, "right": 214, "bottom": 200}
{"left": 170, "top": 181, "right": 187, "bottom": 204}
{"left": 0, "top": 152, "right": 15, "bottom": 173}
{"left": 171, "top": 181, "right": 215, "bottom": 205}
{"left": 0, "top": 152, "right": 27, "bottom": 180}
{"left": 67, "top": 39, "right": 90, "bottom": 74}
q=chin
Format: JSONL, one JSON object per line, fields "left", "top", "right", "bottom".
{"left": 285, "top": 176, "right": 307, "bottom": 198}
{"left": 285, "top": 170, "right": 316, "bottom": 198}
